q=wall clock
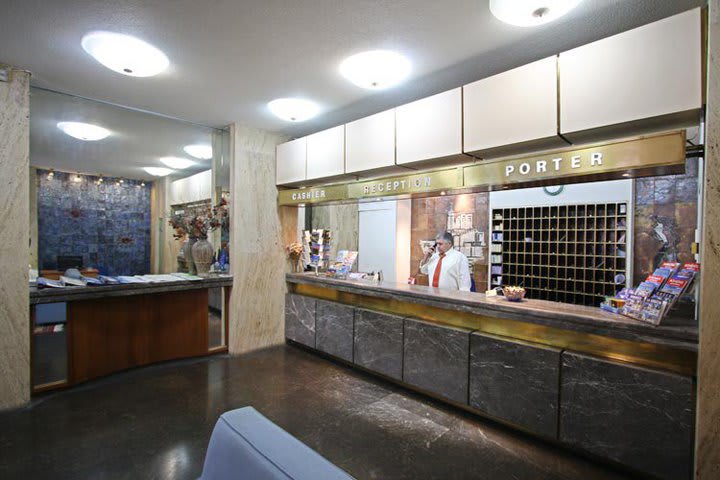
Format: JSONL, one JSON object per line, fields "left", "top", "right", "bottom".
{"left": 543, "top": 185, "right": 564, "bottom": 196}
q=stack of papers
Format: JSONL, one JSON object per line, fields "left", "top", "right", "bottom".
{"left": 117, "top": 276, "right": 148, "bottom": 284}
{"left": 171, "top": 273, "right": 203, "bottom": 281}
{"left": 136, "top": 274, "right": 184, "bottom": 283}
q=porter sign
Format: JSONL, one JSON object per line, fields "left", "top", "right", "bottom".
{"left": 463, "top": 131, "right": 686, "bottom": 188}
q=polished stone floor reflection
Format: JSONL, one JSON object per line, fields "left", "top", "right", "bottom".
{"left": 0, "top": 345, "right": 632, "bottom": 479}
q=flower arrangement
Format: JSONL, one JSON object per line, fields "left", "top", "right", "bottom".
{"left": 286, "top": 242, "right": 304, "bottom": 260}
{"left": 209, "top": 197, "right": 229, "bottom": 231}
{"left": 286, "top": 242, "right": 305, "bottom": 273}
{"left": 168, "top": 199, "right": 229, "bottom": 240}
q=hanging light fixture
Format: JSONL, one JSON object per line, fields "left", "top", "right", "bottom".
{"left": 267, "top": 98, "right": 320, "bottom": 122}
{"left": 81, "top": 31, "right": 170, "bottom": 77}
{"left": 489, "top": 0, "right": 583, "bottom": 27}
{"left": 339, "top": 50, "right": 412, "bottom": 90}
{"left": 57, "top": 121, "right": 110, "bottom": 141}
{"left": 144, "top": 166, "right": 174, "bottom": 177}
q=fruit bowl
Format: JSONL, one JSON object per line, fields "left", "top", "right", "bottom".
{"left": 502, "top": 286, "right": 526, "bottom": 302}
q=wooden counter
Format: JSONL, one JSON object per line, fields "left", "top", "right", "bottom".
{"left": 31, "top": 277, "right": 232, "bottom": 390}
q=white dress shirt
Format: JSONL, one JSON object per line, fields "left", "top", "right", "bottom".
{"left": 420, "top": 248, "right": 472, "bottom": 292}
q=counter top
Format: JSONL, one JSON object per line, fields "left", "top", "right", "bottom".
{"left": 286, "top": 273, "right": 698, "bottom": 351}
{"left": 30, "top": 276, "right": 233, "bottom": 305}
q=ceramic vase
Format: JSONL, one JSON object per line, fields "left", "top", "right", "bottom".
{"left": 192, "top": 237, "right": 214, "bottom": 275}
{"left": 184, "top": 238, "right": 198, "bottom": 275}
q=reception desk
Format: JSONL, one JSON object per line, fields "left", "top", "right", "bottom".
{"left": 285, "top": 273, "right": 697, "bottom": 480}
{"left": 30, "top": 276, "right": 232, "bottom": 390}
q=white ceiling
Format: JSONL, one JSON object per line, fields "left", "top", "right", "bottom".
{"left": 1, "top": 0, "right": 704, "bottom": 139}
{"left": 30, "top": 88, "right": 219, "bottom": 180}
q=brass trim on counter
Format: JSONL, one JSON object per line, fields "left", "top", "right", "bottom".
{"left": 278, "top": 131, "right": 687, "bottom": 206}
{"left": 289, "top": 283, "right": 697, "bottom": 376}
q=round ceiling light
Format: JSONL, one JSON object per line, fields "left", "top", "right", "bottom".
{"left": 339, "top": 50, "right": 412, "bottom": 90}
{"left": 268, "top": 98, "right": 320, "bottom": 122}
{"left": 183, "top": 144, "right": 213, "bottom": 160}
{"left": 57, "top": 121, "right": 111, "bottom": 141}
{"left": 143, "top": 167, "right": 174, "bottom": 177}
{"left": 489, "top": 0, "right": 583, "bottom": 27}
{"left": 160, "top": 157, "right": 195, "bottom": 169}
{"left": 81, "top": 31, "right": 170, "bottom": 77}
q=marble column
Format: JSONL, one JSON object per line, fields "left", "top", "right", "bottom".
{"left": 696, "top": 1, "right": 720, "bottom": 478}
{"left": 228, "top": 124, "right": 293, "bottom": 354}
{"left": 0, "top": 67, "right": 30, "bottom": 410}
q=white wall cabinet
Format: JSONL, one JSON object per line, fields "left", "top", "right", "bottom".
{"left": 276, "top": 137, "right": 307, "bottom": 185}
{"left": 464, "top": 57, "right": 560, "bottom": 156}
{"left": 307, "top": 125, "right": 345, "bottom": 180}
{"left": 170, "top": 169, "right": 212, "bottom": 205}
{"left": 559, "top": 8, "right": 702, "bottom": 137}
{"left": 396, "top": 88, "right": 463, "bottom": 166}
{"left": 345, "top": 109, "right": 395, "bottom": 174}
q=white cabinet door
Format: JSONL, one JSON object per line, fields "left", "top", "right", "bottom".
{"left": 345, "top": 109, "right": 395, "bottom": 174}
{"left": 396, "top": 88, "right": 462, "bottom": 166}
{"left": 307, "top": 125, "right": 345, "bottom": 180}
{"left": 276, "top": 137, "right": 307, "bottom": 185}
{"left": 560, "top": 8, "right": 702, "bottom": 136}
{"left": 464, "top": 57, "right": 558, "bottom": 155}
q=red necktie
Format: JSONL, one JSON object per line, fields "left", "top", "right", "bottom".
{"left": 432, "top": 253, "right": 446, "bottom": 288}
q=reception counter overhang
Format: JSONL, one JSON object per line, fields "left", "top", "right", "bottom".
{"left": 286, "top": 273, "right": 697, "bottom": 376}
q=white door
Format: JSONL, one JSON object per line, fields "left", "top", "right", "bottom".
{"left": 359, "top": 202, "right": 397, "bottom": 282}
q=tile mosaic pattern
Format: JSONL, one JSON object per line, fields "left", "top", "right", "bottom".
{"left": 36, "top": 169, "right": 152, "bottom": 276}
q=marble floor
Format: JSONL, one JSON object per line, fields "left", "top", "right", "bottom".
{"left": 1, "top": 345, "right": 634, "bottom": 480}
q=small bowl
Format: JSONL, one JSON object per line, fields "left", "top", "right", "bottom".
{"left": 502, "top": 287, "right": 526, "bottom": 302}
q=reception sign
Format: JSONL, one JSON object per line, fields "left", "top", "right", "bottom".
{"left": 347, "top": 168, "right": 462, "bottom": 199}
{"left": 277, "top": 131, "right": 686, "bottom": 206}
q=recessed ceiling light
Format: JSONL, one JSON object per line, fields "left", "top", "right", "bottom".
{"left": 339, "top": 50, "right": 412, "bottom": 90}
{"left": 268, "top": 98, "right": 320, "bottom": 122}
{"left": 144, "top": 167, "right": 174, "bottom": 177}
{"left": 489, "top": 0, "right": 583, "bottom": 27}
{"left": 57, "top": 121, "right": 111, "bottom": 141}
{"left": 81, "top": 31, "right": 170, "bottom": 77}
{"left": 183, "top": 144, "right": 213, "bottom": 160}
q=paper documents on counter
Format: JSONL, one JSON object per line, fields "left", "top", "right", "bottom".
{"left": 137, "top": 274, "right": 183, "bottom": 283}
{"left": 117, "top": 276, "right": 148, "bottom": 284}
{"left": 171, "top": 273, "right": 203, "bottom": 281}
{"left": 37, "top": 277, "right": 65, "bottom": 288}
{"left": 60, "top": 275, "right": 86, "bottom": 287}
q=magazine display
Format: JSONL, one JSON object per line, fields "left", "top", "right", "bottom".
{"left": 303, "top": 229, "right": 332, "bottom": 270}
{"left": 326, "top": 250, "right": 359, "bottom": 279}
{"left": 612, "top": 261, "right": 700, "bottom": 325}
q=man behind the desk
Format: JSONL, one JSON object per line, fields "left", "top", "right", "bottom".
{"left": 419, "top": 231, "right": 472, "bottom": 292}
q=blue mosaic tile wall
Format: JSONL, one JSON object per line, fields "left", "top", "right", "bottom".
{"left": 37, "top": 169, "right": 152, "bottom": 276}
